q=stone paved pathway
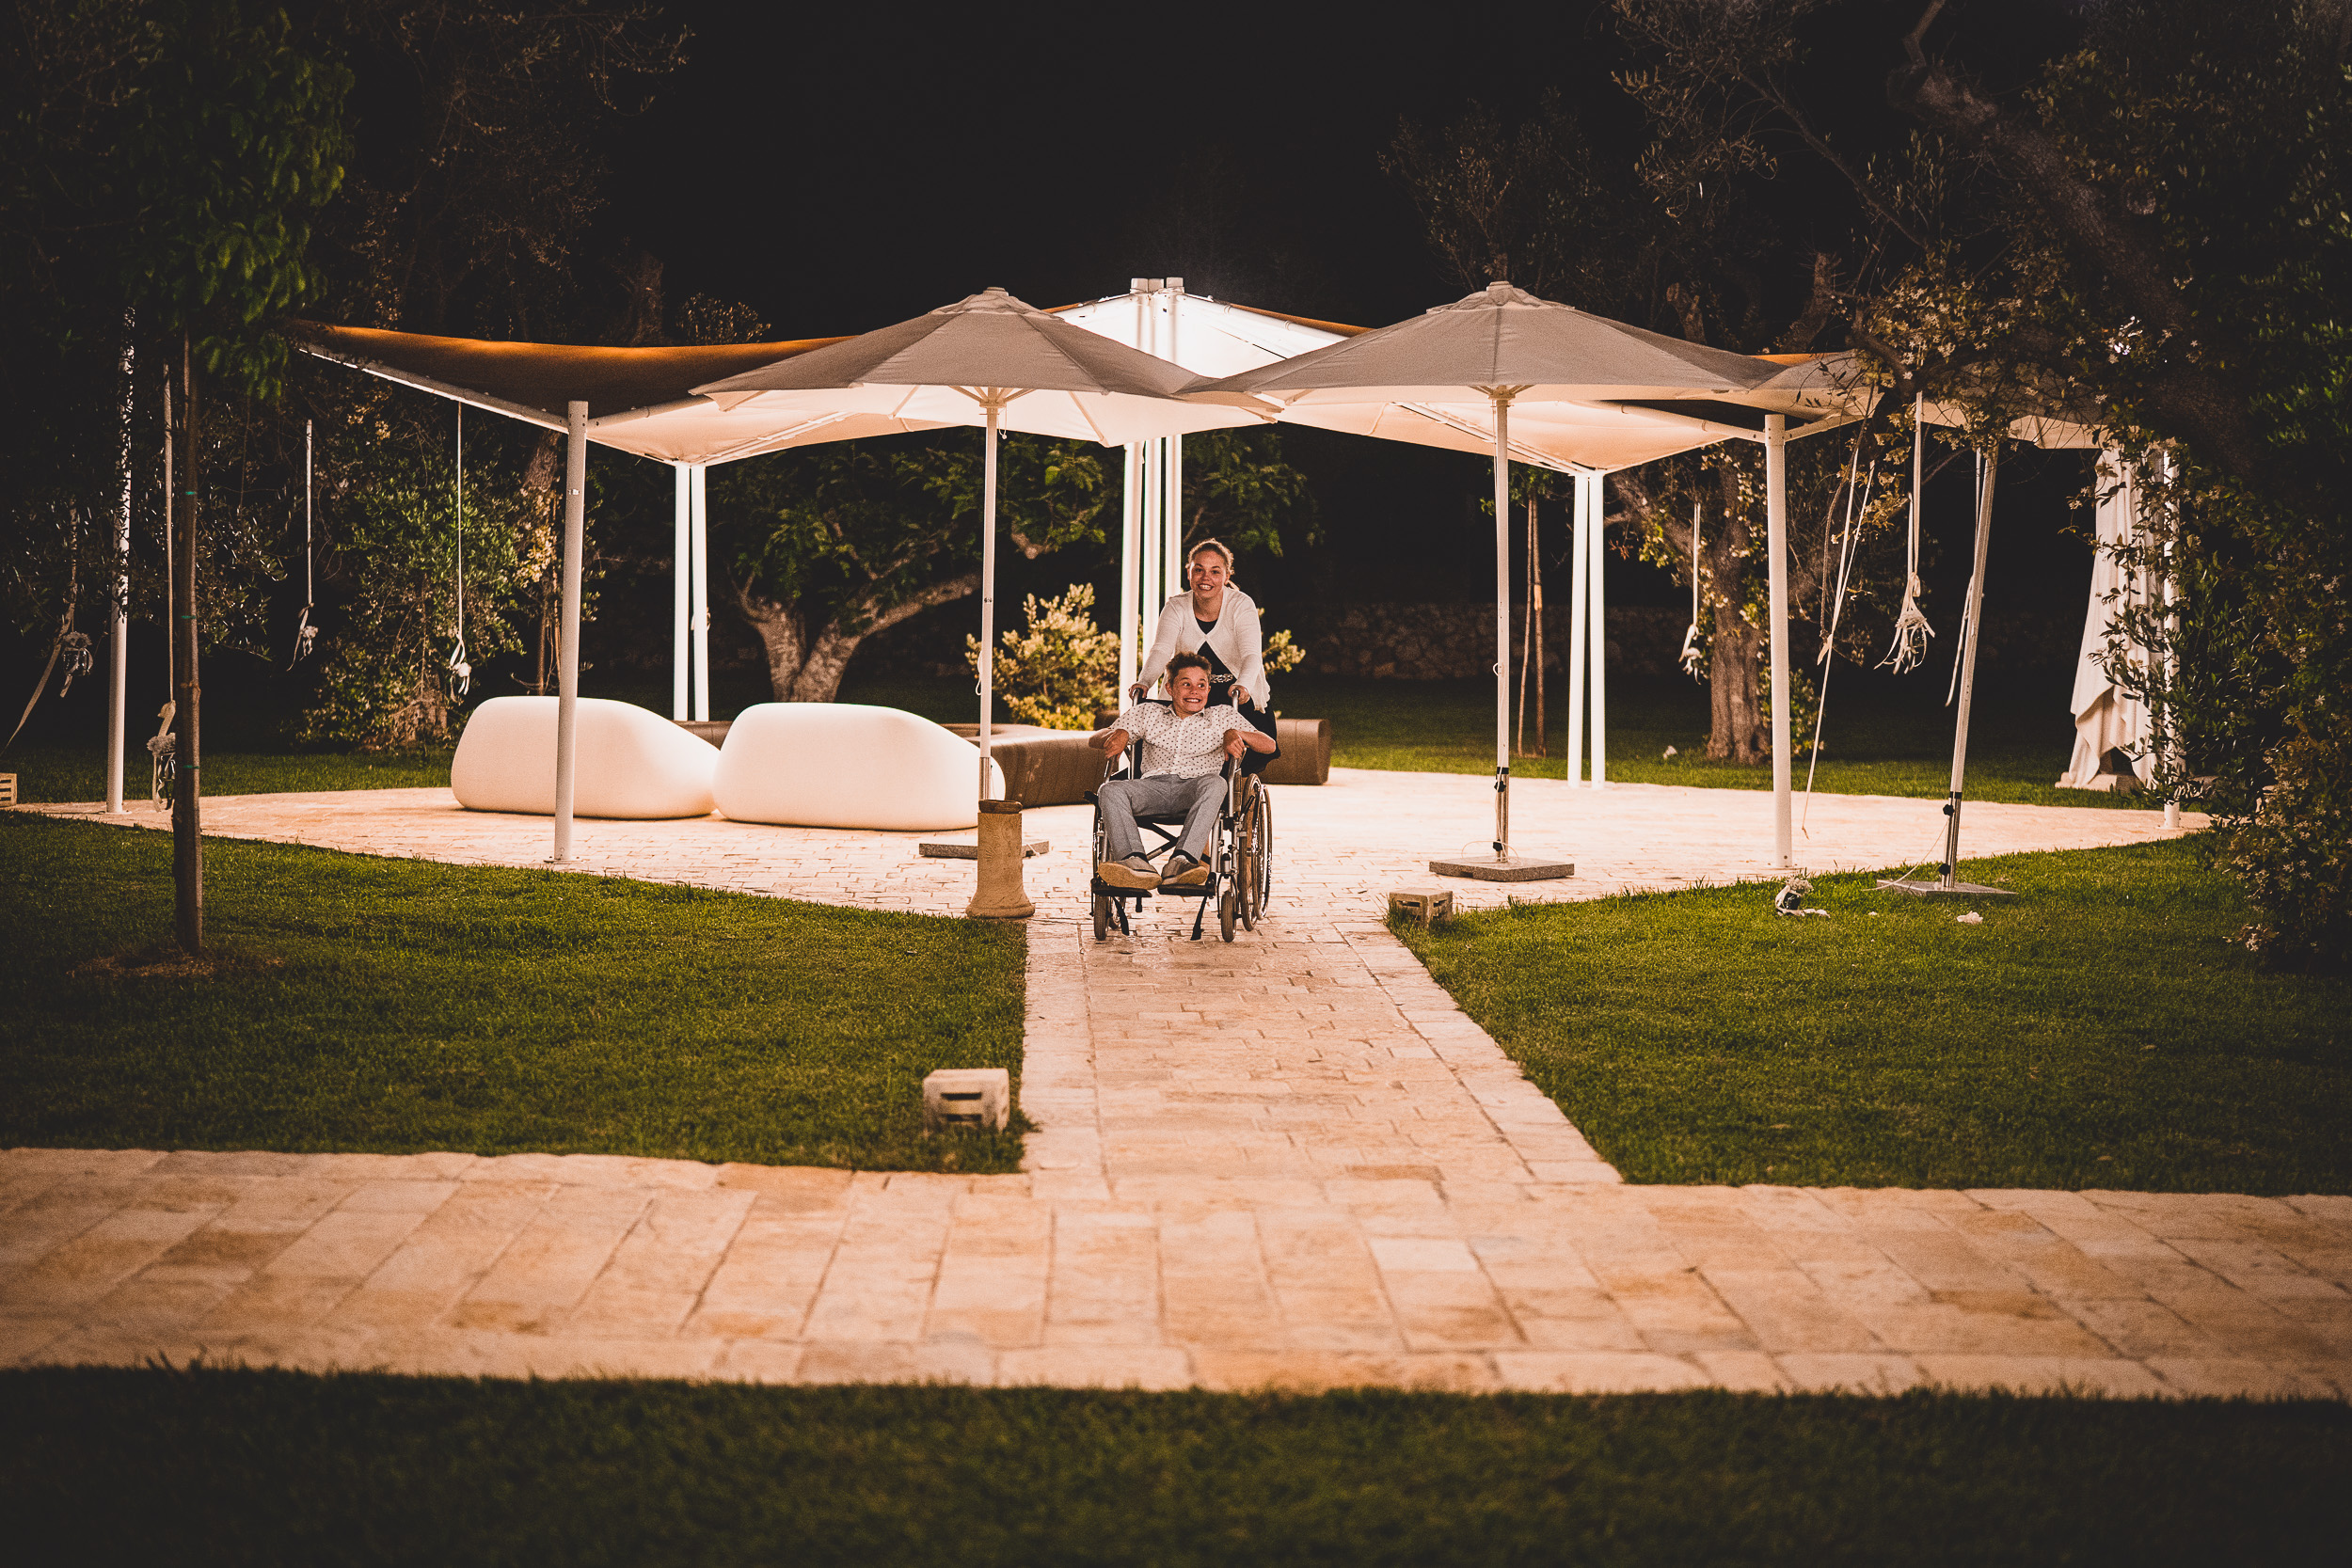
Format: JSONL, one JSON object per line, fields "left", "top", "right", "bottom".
{"left": 14, "top": 775, "right": 2345, "bottom": 1397}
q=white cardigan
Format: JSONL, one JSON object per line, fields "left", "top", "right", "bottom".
{"left": 1138, "top": 586, "right": 1270, "bottom": 708}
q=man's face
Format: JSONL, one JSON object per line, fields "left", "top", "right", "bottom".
{"left": 1188, "top": 552, "right": 1231, "bottom": 595}
{"left": 1170, "top": 667, "right": 1211, "bottom": 714}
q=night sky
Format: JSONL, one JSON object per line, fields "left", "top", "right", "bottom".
{"left": 596, "top": 0, "right": 2095, "bottom": 621}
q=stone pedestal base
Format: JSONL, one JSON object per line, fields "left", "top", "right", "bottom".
{"left": 966, "top": 800, "right": 1037, "bottom": 919}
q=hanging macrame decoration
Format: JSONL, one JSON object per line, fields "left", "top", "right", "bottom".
{"left": 289, "top": 419, "right": 318, "bottom": 669}
{"left": 447, "top": 406, "right": 471, "bottom": 701}
{"left": 1677, "top": 499, "right": 1705, "bottom": 679}
{"left": 1883, "top": 393, "right": 1935, "bottom": 673}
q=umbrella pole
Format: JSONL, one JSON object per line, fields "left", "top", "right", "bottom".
{"left": 1492, "top": 395, "right": 1513, "bottom": 860}
{"left": 690, "top": 463, "right": 710, "bottom": 723}
{"left": 1118, "top": 444, "right": 1138, "bottom": 700}
{"left": 1766, "top": 414, "right": 1791, "bottom": 868}
{"left": 1587, "top": 473, "right": 1608, "bottom": 788}
{"left": 672, "top": 465, "right": 690, "bottom": 721}
{"left": 553, "top": 401, "right": 587, "bottom": 863}
{"left": 978, "top": 400, "right": 1000, "bottom": 800}
{"left": 1429, "top": 386, "right": 1571, "bottom": 885}
{"left": 1566, "top": 475, "right": 1588, "bottom": 786}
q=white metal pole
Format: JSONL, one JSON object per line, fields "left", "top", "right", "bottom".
{"left": 553, "top": 401, "right": 587, "bottom": 863}
{"left": 977, "top": 402, "right": 1000, "bottom": 800}
{"left": 1944, "top": 444, "right": 1999, "bottom": 885}
{"left": 1161, "top": 436, "right": 1181, "bottom": 610}
{"left": 690, "top": 463, "right": 710, "bottom": 722}
{"left": 1118, "top": 443, "right": 1139, "bottom": 699}
{"left": 1491, "top": 393, "right": 1513, "bottom": 859}
{"left": 1168, "top": 433, "right": 1184, "bottom": 587}
{"left": 1565, "top": 471, "right": 1590, "bottom": 786}
{"left": 672, "top": 465, "right": 690, "bottom": 721}
{"left": 1168, "top": 287, "right": 1184, "bottom": 588}
{"left": 1766, "top": 414, "right": 1792, "bottom": 867}
{"left": 106, "top": 332, "right": 134, "bottom": 814}
{"left": 1136, "top": 440, "right": 1155, "bottom": 657}
{"left": 1588, "top": 474, "right": 1609, "bottom": 788}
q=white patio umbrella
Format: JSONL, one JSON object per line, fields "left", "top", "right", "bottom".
{"left": 1052, "top": 281, "right": 1359, "bottom": 694}
{"left": 693, "top": 286, "right": 1268, "bottom": 799}
{"left": 1186, "top": 281, "right": 1787, "bottom": 879}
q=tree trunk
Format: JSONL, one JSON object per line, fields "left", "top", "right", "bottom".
{"left": 738, "top": 573, "right": 980, "bottom": 704}
{"left": 171, "top": 346, "right": 202, "bottom": 956}
{"left": 1704, "top": 467, "right": 1765, "bottom": 763}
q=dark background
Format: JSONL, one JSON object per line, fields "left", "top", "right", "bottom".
{"left": 585, "top": 0, "right": 2097, "bottom": 679}
{"left": 6, "top": 0, "right": 2102, "bottom": 749}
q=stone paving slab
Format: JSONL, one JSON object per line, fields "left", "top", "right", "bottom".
{"left": 8, "top": 774, "right": 2297, "bottom": 1398}
{"left": 5, "top": 1148, "right": 2344, "bottom": 1396}
{"left": 18, "top": 768, "right": 2197, "bottom": 921}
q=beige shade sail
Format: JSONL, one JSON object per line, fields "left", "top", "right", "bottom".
{"left": 287, "top": 320, "right": 958, "bottom": 465}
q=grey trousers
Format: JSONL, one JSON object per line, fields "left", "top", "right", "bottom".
{"left": 1099, "top": 772, "right": 1225, "bottom": 862}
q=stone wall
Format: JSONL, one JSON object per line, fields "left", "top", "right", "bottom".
{"left": 1294, "top": 603, "right": 1692, "bottom": 681}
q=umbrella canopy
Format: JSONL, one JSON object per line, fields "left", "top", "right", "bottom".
{"left": 1184, "top": 281, "right": 1796, "bottom": 875}
{"left": 1187, "top": 280, "right": 1788, "bottom": 474}
{"left": 694, "top": 287, "right": 1268, "bottom": 849}
{"left": 695, "top": 286, "right": 1264, "bottom": 443}
{"left": 1194, "top": 280, "right": 1781, "bottom": 407}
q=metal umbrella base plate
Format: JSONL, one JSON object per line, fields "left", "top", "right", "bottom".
{"left": 1431, "top": 853, "right": 1575, "bottom": 882}
{"left": 1877, "top": 878, "right": 2019, "bottom": 899}
{"left": 920, "top": 839, "right": 1049, "bottom": 860}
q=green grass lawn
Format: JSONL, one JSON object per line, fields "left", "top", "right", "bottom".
{"left": 0, "top": 815, "right": 1025, "bottom": 1171}
{"left": 1395, "top": 837, "right": 2351, "bottom": 1193}
{"left": 0, "top": 738, "right": 455, "bottom": 804}
{"left": 1280, "top": 671, "right": 2153, "bottom": 810}
{"left": 3, "top": 1369, "right": 2342, "bottom": 1567}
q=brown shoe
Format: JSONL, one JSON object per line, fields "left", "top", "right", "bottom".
{"left": 1163, "top": 853, "right": 1211, "bottom": 887}
{"left": 1098, "top": 856, "right": 1159, "bottom": 890}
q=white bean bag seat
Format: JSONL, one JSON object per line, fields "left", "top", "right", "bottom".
{"left": 715, "top": 703, "right": 1004, "bottom": 831}
{"left": 452, "top": 696, "right": 718, "bottom": 819}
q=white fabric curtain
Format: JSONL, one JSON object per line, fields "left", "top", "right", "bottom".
{"left": 2056, "top": 452, "right": 2153, "bottom": 790}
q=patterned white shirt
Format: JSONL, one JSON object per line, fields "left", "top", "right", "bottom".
{"left": 1114, "top": 702, "right": 1249, "bottom": 781}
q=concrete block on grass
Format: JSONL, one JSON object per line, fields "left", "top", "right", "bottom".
{"left": 925, "top": 1069, "right": 1010, "bottom": 1133}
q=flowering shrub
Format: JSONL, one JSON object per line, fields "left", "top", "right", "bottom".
{"left": 968, "top": 584, "right": 1118, "bottom": 730}
{"left": 1263, "top": 623, "right": 1307, "bottom": 675}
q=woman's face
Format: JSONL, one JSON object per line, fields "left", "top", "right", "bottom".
{"left": 1188, "top": 552, "right": 1231, "bottom": 598}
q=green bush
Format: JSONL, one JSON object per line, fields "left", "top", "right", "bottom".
{"left": 2228, "top": 731, "right": 2352, "bottom": 970}
{"left": 967, "top": 583, "right": 1118, "bottom": 729}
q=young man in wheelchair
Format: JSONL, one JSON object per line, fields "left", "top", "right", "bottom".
{"left": 1090, "top": 652, "right": 1276, "bottom": 890}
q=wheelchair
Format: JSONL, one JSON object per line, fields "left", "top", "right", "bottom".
{"left": 1086, "top": 702, "right": 1275, "bottom": 943}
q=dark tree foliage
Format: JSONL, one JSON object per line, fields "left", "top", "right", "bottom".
{"left": 1613, "top": 0, "right": 2352, "bottom": 964}
{"left": 3, "top": 0, "right": 689, "bottom": 752}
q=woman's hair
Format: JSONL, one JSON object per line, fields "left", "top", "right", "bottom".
{"left": 1187, "top": 538, "right": 1236, "bottom": 575}
{"left": 1167, "top": 651, "right": 1212, "bottom": 680}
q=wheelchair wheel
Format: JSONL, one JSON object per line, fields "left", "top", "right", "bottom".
{"left": 1092, "top": 892, "right": 1111, "bottom": 942}
{"left": 1248, "top": 786, "right": 1273, "bottom": 919}
{"left": 1217, "top": 879, "right": 1237, "bottom": 942}
{"left": 1234, "top": 784, "right": 1260, "bottom": 931}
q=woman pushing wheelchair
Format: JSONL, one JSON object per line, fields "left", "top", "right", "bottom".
{"left": 1133, "top": 538, "right": 1273, "bottom": 721}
